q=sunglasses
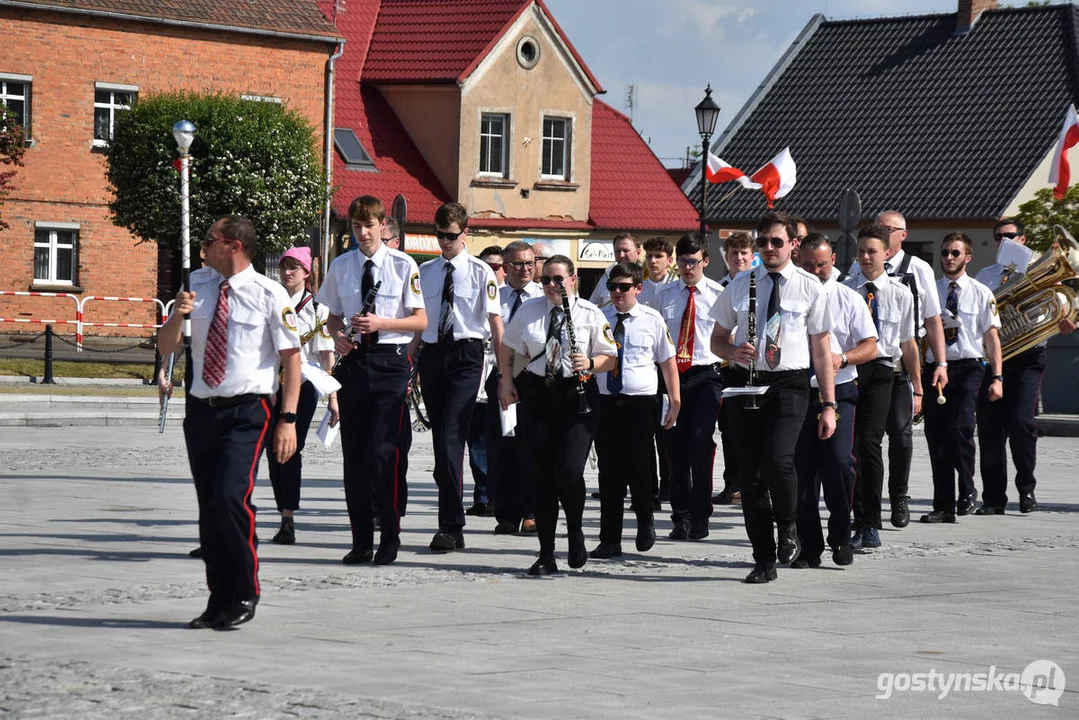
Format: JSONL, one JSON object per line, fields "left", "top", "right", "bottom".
{"left": 994, "top": 232, "right": 1020, "bottom": 241}
{"left": 606, "top": 281, "right": 637, "bottom": 293}
{"left": 941, "top": 248, "right": 964, "bottom": 258}
{"left": 755, "top": 236, "right": 787, "bottom": 249}
{"left": 507, "top": 260, "right": 535, "bottom": 269}
{"left": 435, "top": 230, "right": 465, "bottom": 241}
{"left": 485, "top": 262, "right": 503, "bottom": 272}
{"left": 675, "top": 256, "right": 703, "bottom": 268}
{"left": 539, "top": 275, "right": 566, "bottom": 286}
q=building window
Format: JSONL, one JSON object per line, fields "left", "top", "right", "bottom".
{"left": 541, "top": 116, "right": 571, "bottom": 180}
{"left": 241, "top": 94, "right": 282, "bottom": 104}
{"left": 333, "top": 128, "right": 376, "bottom": 171}
{"left": 479, "top": 113, "right": 510, "bottom": 177}
{"left": 34, "top": 224, "right": 79, "bottom": 285}
{"left": 0, "top": 74, "right": 31, "bottom": 134}
{"left": 93, "top": 82, "right": 137, "bottom": 146}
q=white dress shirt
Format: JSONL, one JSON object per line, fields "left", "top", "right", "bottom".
{"left": 818, "top": 279, "right": 878, "bottom": 387}
{"left": 926, "top": 274, "right": 1001, "bottom": 362}
{"left": 316, "top": 244, "right": 424, "bottom": 346}
{"left": 503, "top": 294, "right": 618, "bottom": 378}
{"left": 597, "top": 302, "right": 675, "bottom": 396}
{"left": 974, "top": 263, "right": 1012, "bottom": 292}
{"left": 655, "top": 276, "right": 725, "bottom": 368}
{"left": 184, "top": 264, "right": 300, "bottom": 399}
{"left": 638, "top": 274, "right": 677, "bottom": 309}
{"left": 500, "top": 281, "right": 543, "bottom": 324}
{"left": 289, "top": 289, "right": 334, "bottom": 367}
{"left": 843, "top": 273, "right": 915, "bottom": 363}
{"left": 712, "top": 263, "right": 832, "bottom": 372}
{"left": 419, "top": 252, "right": 500, "bottom": 343}
{"left": 848, "top": 248, "right": 942, "bottom": 327}
{"left": 587, "top": 263, "right": 617, "bottom": 308}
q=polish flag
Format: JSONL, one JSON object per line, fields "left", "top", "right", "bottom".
{"left": 706, "top": 153, "right": 762, "bottom": 189}
{"left": 1049, "top": 104, "right": 1079, "bottom": 201}
{"left": 749, "top": 147, "right": 797, "bottom": 208}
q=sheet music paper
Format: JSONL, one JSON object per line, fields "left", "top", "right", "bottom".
{"left": 316, "top": 408, "right": 339, "bottom": 448}
{"left": 302, "top": 362, "right": 342, "bottom": 396}
{"left": 996, "top": 238, "right": 1033, "bottom": 276}
{"left": 500, "top": 403, "right": 518, "bottom": 437}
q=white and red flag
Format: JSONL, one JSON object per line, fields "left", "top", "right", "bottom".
{"left": 706, "top": 148, "right": 797, "bottom": 208}
{"left": 706, "top": 153, "right": 762, "bottom": 189}
{"left": 1049, "top": 104, "right": 1079, "bottom": 201}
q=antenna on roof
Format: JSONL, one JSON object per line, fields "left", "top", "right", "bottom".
{"left": 625, "top": 84, "right": 637, "bottom": 124}
{"left": 334, "top": 0, "right": 346, "bottom": 25}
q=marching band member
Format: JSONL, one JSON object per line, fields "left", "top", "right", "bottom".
{"left": 498, "top": 255, "right": 617, "bottom": 575}
{"left": 638, "top": 236, "right": 678, "bottom": 308}
{"left": 316, "top": 195, "right": 426, "bottom": 566}
{"left": 588, "top": 234, "right": 642, "bottom": 308}
{"left": 921, "top": 232, "right": 1002, "bottom": 523}
{"left": 159, "top": 214, "right": 301, "bottom": 629}
{"left": 268, "top": 247, "right": 338, "bottom": 545}
{"left": 794, "top": 234, "right": 877, "bottom": 568}
{"left": 711, "top": 211, "right": 836, "bottom": 584}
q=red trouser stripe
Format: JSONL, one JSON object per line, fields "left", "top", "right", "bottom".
{"left": 245, "top": 399, "right": 272, "bottom": 596}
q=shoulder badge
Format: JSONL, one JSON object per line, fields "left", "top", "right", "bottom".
{"left": 410, "top": 272, "right": 421, "bottom": 295}
{"left": 665, "top": 326, "right": 674, "bottom": 345}
{"left": 282, "top": 307, "right": 298, "bottom": 333}
{"left": 602, "top": 322, "right": 615, "bottom": 345}
{"left": 487, "top": 279, "right": 497, "bottom": 301}
{"left": 318, "top": 321, "right": 332, "bottom": 339}
{"left": 989, "top": 298, "right": 998, "bottom": 316}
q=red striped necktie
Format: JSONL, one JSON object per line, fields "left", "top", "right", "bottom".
{"left": 676, "top": 286, "right": 696, "bottom": 373}
{"left": 202, "top": 280, "right": 230, "bottom": 388}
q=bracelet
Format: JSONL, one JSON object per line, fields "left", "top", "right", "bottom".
{"left": 937, "top": 361, "right": 949, "bottom": 368}
{"left": 588, "top": 357, "right": 595, "bottom": 371}
{"left": 913, "top": 392, "right": 923, "bottom": 396}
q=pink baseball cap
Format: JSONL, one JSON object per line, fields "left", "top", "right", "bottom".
{"left": 280, "top": 246, "right": 312, "bottom": 273}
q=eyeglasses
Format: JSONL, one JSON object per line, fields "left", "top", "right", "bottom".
{"left": 941, "top": 248, "right": 964, "bottom": 258}
{"left": 606, "top": 281, "right": 637, "bottom": 293}
{"left": 675, "top": 256, "right": 703, "bottom": 268}
{"left": 435, "top": 230, "right": 465, "bottom": 241}
{"left": 539, "top": 275, "right": 565, "bottom": 286}
{"left": 485, "top": 262, "right": 503, "bottom": 272}
{"left": 202, "top": 232, "right": 228, "bottom": 247}
{"left": 381, "top": 235, "right": 398, "bottom": 244}
{"left": 507, "top": 260, "right": 535, "bottom": 269}
{"left": 994, "top": 232, "right": 1020, "bottom": 241}
{"left": 882, "top": 225, "right": 906, "bottom": 234}
{"left": 755, "top": 236, "right": 787, "bottom": 249}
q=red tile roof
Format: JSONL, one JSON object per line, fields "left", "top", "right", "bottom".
{"left": 588, "top": 100, "right": 700, "bottom": 233}
{"left": 363, "top": 0, "right": 602, "bottom": 91}
{"left": 21, "top": 0, "right": 341, "bottom": 39}
{"left": 318, "top": 0, "right": 450, "bottom": 222}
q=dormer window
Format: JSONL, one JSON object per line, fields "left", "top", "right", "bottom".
{"left": 334, "top": 128, "right": 376, "bottom": 171}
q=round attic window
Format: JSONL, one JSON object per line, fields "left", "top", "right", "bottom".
{"left": 517, "top": 36, "right": 540, "bottom": 69}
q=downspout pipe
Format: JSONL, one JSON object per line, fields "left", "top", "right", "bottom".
{"left": 322, "top": 40, "right": 346, "bottom": 283}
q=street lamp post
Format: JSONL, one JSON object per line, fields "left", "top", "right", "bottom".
{"left": 695, "top": 85, "right": 721, "bottom": 239}
{"left": 172, "top": 120, "right": 195, "bottom": 344}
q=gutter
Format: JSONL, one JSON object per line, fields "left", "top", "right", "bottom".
{"left": 0, "top": 1, "right": 343, "bottom": 44}
{"left": 322, "top": 41, "right": 346, "bottom": 283}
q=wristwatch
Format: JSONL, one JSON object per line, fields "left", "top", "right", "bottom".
{"left": 991, "top": 374, "right": 1004, "bottom": 382}
{"left": 821, "top": 401, "right": 838, "bottom": 411}
{"left": 840, "top": 353, "right": 849, "bottom": 369}
{"left": 937, "top": 361, "right": 949, "bottom": 368}
{"left": 279, "top": 412, "right": 298, "bottom": 424}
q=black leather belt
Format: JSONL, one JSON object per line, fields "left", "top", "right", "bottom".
{"left": 195, "top": 393, "right": 269, "bottom": 408}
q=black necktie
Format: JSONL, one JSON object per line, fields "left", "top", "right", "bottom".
{"left": 945, "top": 281, "right": 959, "bottom": 346}
{"left": 509, "top": 289, "right": 524, "bottom": 322}
{"left": 885, "top": 261, "right": 894, "bottom": 275}
{"left": 607, "top": 312, "right": 629, "bottom": 394}
{"left": 764, "top": 272, "right": 782, "bottom": 369}
{"left": 438, "top": 262, "right": 454, "bottom": 342}
{"left": 362, "top": 258, "right": 378, "bottom": 345}
{"left": 545, "top": 306, "right": 565, "bottom": 383}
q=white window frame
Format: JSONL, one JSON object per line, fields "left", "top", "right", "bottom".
{"left": 478, "top": 112, "right": 510, "bottom": 178}
{"left": 93, "top": 82, "right": 138, "bottom": 147}
{"left": 540, "top": 116, "right": 572, "bottom": 181}
{"left": 0, "top": 73, "right": 32, "bottom": 135}
{"left": 33, "top": 222, "right": 79, "bottom": 286}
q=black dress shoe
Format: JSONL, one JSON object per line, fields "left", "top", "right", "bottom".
{"left": 1020, "top": 491, "right": 1038, "bottom": 513}
{"left": 791, "top": 556, "right": 822, "bottom": 569}
{"left": 589, "top": 542, "right": 623, "bottom": 559}
{"left": 374, "top": 535, "right": 400, "bottom": 565}
{"left": 215, "top": 598, "right": 258, "bottom": 629}
{"left": 272, "top": 519, "right": 295, "bottom": 545}
{"left": 494, "top": 520, "right": 519, "bottom": 535}
{"left": 528, "top": 556, "right": 559, "bottom": 576}
{"left": 668, "top": 522, "right": 689, "bottom": 540}
{"left": 956, "top": 497, "right": 976, "bottom": 516}
{"left": 777, "top": 524, "right": 801, "bottom": 564}
{"left": 832, "top": 543, "right": 854, "bottom": 566}
{"left": 429, "top": 530, "right": 464, "bottom": 553}
{"left": 743, "top": 562, "right": 777, "bottom": 584}
{"left": 636, "top": 521, "right": 656, "bottom": 552}
{"left": 890, "top": 496, "right": 910, "bottom": 528}
{"left": 688, "top": 520, "right": 709, "bottom": 541}
{"left": 920, "top": 510, "right": 957, "bottom": 524}
{"left": 189, "top": 546, "right": 203, "bottom": 559}
{"left": 465, "top": 503, "right": 490, "bottom": 517}
{"left": 568, "top": 528, "right": 587, "bottom": 569}
{"left": 591, "top": 491, "right": 601, "bottom": 499}
{"left": 975, "top": 504, "right": 1005, "bottom": 516}
{"left": 187, "top": 608, "right": 222, "bottom": 629}
{"left": 342, "top": 548, "right": 373, "bottom": 564}
{"left": 713, "top": 488, "right": 740, "bottom": 505}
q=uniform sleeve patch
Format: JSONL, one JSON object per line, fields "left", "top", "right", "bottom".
{"left": 410, "top": 272, "right": 421, "bottom": 295}
{"left": 487, "top": 279, "right": 497, "bottom": 301}
{"left": 282, "top": 307, "right": 298, "bottom": 332}
{"left": 989, "top": 298, "right": 998, "bottom": 316}
{"left": 602, "top": 323, "right": 615, "bottom": 344}
{"left": 318, "top": 320, "right": 332, "bottom": 339}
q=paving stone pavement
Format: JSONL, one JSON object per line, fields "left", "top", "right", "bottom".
{"left": 1, "top": 422, "right": 1077, "bottom": 719}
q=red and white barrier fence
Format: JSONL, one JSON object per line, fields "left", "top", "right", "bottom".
{"left": 1, "top": 291, "right": 168, "bottom": 351}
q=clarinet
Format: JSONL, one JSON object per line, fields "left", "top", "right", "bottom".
{"left": 557, "top": 279, "right": 592, "bottom": 415}
{"left": 331, "top": 280, "right": 382, "bottom": 377}
{"left": 745, "top": 271, "right": 761, "bottom": 410}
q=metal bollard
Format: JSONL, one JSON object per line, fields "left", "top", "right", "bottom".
{"left": 43, "top": 324, "right": 55, "bottom": 384}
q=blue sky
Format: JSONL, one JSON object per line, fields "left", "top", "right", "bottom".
{"left": 544, "top": 0, "right": 1036, "bottom": 167}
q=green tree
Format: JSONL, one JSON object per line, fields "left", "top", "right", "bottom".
{"left": 1015, "top": 185, "right": 1079, "bottom": 253}
{"left": 105, "top": 91, "right": 327, "bottom": 253}
{"left": 0, "top": 106, "right": 27, "bottom": 232}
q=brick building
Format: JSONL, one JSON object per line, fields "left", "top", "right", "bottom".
{"left": 0, "top": 0, "right": 341, "bottom": 338}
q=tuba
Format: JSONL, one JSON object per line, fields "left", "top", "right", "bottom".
{"left": 995, "top": 225, "right": 1079, "bottom": 361}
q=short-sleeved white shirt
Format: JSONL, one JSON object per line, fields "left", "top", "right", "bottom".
{"left": 843, "top": 273, "right": 915, "bottom": 363}
{"left": 818, "top": 279, "right": 878, "bottom": 387}
{"left": 503, "top": 294, "right": 618, "bottom": 378}
{"left": 597, "top": 302, "right": 675, "bottom": 396}
{"left": 848, "top": 248, "right": 942, "bottom": 328}
{"left": 499, "top": 281, "right": 543, "bottom": 324}
{"left": 927, "top": 274, "right": 1001, "bottom": 363}
{"left": 655, "top": 277, "right": 725, "bottom": 368}
{"left": 419, "top": 252, "right": 500, "bottom": 343}
{"left": 289, "top": 289, "right": 333, "bottom": 367}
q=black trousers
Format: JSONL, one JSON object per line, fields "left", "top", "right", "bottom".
{"left": 516, "top": 373, "right": 599, "bottom": 558}
{"left": 717, "top": 366, "right": 740, "bottom": 492}
{"left": 886, "top": 371, "right": 914, "bottom": 499}
{"left": 268, "top": 380, "right": 318, "bottom": 513}
{"left": 852, "top": 362, "right": 897, "bottom": 530}
{"left": 978, "top": 345, "right": 1045, "bottom": 506}
{"left": 665, "top": 365, "right": 723, "bottom": 525}
{"left": 419, "top": 339, "right": 484, "bottom": 531}
{"left": 337, "top": 345, "right": 410, "bottom": 551}
{"left": 795, "top": 380, "right": 858, "bottom": 559}
{"left": 649, "top": 373, "right": 672, "bottom": 503}
{"left": 596, "top": 393, "right": 660, "bottom": 544}
{"left": 184, "top": 397, "right": 272, "bottom": 612}
{"left": 395, "top": 396, "right": 411, "bottom": 517}
{"left": 922, "top": 359, "right": 982, "bottom": 512}
{"left": 494, "top": 376, "right": 535, "bottom": 526}
{"left": 467, "top": 373, "right": 500, "bottom": 506}
{"left": 727, "top": 368, "right": 810, "bottom": 564}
